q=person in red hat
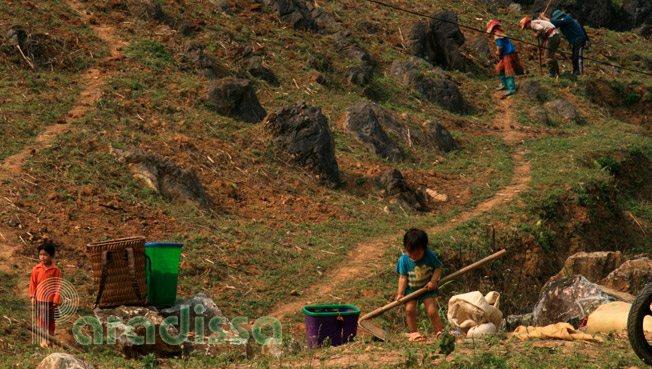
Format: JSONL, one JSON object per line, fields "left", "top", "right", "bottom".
{"left": 487, "top": 20, "right": 523, "bottom": 96}
{"left": 520, "top": 15, "right": 561, "bottom": 77}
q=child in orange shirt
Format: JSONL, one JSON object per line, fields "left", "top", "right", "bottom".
{"left": 29, "top": 241, "right": 61, "bottom": 348}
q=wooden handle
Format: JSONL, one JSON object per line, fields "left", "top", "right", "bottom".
{"left": 359, "top": 249, "right": 507, "bottom": 321}
{"left": 543, "top": 0, "right": 554, "bottom": 16}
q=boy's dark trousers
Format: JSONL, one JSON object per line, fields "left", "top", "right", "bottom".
{"left": 571, "top": 38, "right": 586, "bottom": 75}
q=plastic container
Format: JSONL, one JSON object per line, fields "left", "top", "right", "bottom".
{"left": 144, "top": 242, "right": 183, "bottom": 307}
{"left": 302, "top": 304, "right": 360, "bottom": 348}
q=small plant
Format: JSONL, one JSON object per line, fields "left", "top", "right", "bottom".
{"left": 141, "top": 353, "right": 159, "bottom": 369}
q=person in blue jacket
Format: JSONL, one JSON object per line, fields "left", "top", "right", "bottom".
{"left": 540, "top": 9, "right": 588, "bottom": 76}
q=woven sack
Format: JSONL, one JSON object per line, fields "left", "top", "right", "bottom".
{"left": 87, "top": 236, "right": 148, "bottom": 308}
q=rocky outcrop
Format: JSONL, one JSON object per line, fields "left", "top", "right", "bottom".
{"left": 390, "top": 58, "right": 467, "bottom": 114}
{"left": 343, "top": 102, "right": 404, "bottom": 162}
{"left": 113, "top": 148, "right": 210, "bottom": 209}
{"left": 36, "top": 354, "right": 94, "bottom": 369}
{"left": 263, "top": 102, "right": 340, "bottom": 185}
{"left": 600, "top": 258, "right": 652, "bottom": 295}
{"left": 127, "top": 0, "right": 193, "bottom": 34}
{"left": 611, "top": 0, "right": 652, "bottom": 31}
{"left": 333, "top": 30, "right": 375, "bottom": 87}
{"left": 519, "top": 80, "right": 542, "bottom": 101}
{"left": 423, "top": 120, "right": 458, "bottom": 152}
{"left": 405, "top": 10, "right": 465, "bottom": 70}
{"left": 545, "top": 251, "right": 624, "bottom": 288}
{"left": 543, "top": 98, "right": 579, "bottom": 122}
{"left": 371, "top": 169, "right": 428, "bottom": 211}
{"left": 530, "top": 107, "right": 550, "bottom": 125}
{"left": 468, "top": 38, "right": 492, "bottom": 67}
{"left": 204, "top": 77, "right": 267, "bottom": 123}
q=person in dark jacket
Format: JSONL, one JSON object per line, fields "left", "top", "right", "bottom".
{"left": 540, "top": 9, "right": 588, "bottom": 75}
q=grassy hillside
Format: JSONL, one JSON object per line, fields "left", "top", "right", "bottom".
{"left": 1, "top": 0, "right": 651, "bottom": 367}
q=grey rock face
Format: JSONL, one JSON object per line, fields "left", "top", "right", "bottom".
{"left": 113, "top": 148, "right": 210, "bottom": 209}
{"left": 263, "top": 102, "right": 340, "bottom": 185}
{"left": 344, "top": 102, "right": 404, "bottom": 162}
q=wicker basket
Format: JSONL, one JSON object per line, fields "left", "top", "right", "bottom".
{"left": 87, "top": 236, "right": 148, "bottom": 308}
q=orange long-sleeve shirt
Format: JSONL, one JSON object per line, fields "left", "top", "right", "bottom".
{"left": 29, "top": 263, "right": 61, "bottom": 304}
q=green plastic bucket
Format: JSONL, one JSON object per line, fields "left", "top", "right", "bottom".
{"left": 145, "top": 242, "right": 183, "bottom": 307}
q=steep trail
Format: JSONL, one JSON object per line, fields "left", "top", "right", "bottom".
{"left": 270, "top": 94, "right": 532, "bottom": 320}
{"left": 0, "top": 0, "right": 126, "bottom": 296}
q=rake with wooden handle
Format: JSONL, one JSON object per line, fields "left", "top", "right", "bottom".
{"left": 358, "top": 249, "right": 507, "bottom": 341}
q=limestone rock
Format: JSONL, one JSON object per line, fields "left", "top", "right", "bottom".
{"left": 531, "top": 107, "right": 549, "bottom": 125}
{"left": 423, "top": 120, "right": 458, "bottom": 152}
{"left": 405, "top": 10, "right": 465, "bottom": 70}
{"left": 547, "top": 251, "right": 624, "bottom": 286}
{"left": 263, "top": 101, "right": 340, "bottom": 185}
{"left": 543, "top": 98, "right": 579, "bottom": 122}
{"left": 519, "top": 80, "right": 541, "bottom": 101}
{"left": 36, "top": 354, "right": 94, "bottom": 369}
{"left": 371, "top": 169, "right": 427, "bottom": 211}
{"left": 204, "top": 77, "right": 267, "bottom": 123}
{"left": 600, "top": 258, "right": 652, "bottom": 295}
{"left": 390, "top": 59, "right": 467, "bottom": 114}
{"left": 343, "top": 102, "right": 403, "bottom": 162}
{"left": 113, "top": 148, "right": 209, "bottom": 209}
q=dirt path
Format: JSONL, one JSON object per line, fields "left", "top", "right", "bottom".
{"left": 0, "top": 0, "right": 126, "bottom": 294}
{"left": 270, "top": 94, "right": 532, "bottom": 320}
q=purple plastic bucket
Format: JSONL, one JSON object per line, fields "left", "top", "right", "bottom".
{"left": 303, "top": 304, "right": 360, "bottom": 348}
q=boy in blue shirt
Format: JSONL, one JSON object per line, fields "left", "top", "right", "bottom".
{"left": 540, "top": 10, "right": 588, "bottom": 75}
{"left": 396, "top": 228, "right": 443, "bottom": 341}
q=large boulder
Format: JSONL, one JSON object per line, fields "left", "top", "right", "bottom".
{"left": 263, "top": 102, "right": 340, "bottom": 185}
{"left": 530, "top": 106, "right": 550, "bottom": 125}
{"left": 423, "top": 120, "right": 458, "bottom": 152}
{"left": 531, "top": 0, "right": 612, "bottom": 29}
{"left": 36, "top": 354, "right": 94, "bottom": 369}
{"left": 519, "top": 80, "right": 542, "bottom": 101}
{"left": 405, "top": 10, "right": 465, "bottom": 70}
{"left": 204, "top": 77, "right": 267, "bottom": 123}
{"left": 390, "top": 59, "right": 467, "bottom": 114}
{"left": 371, "top": 169, "right": 427, "bottom": 211}
{"left": 533, "top": 275, "right": 633, "bottom": 327}
{"left": 600, "top": 258, "right": 652, "bottom": 295}
{"left": 112, "top": 148, "right": 210, "bottom": 209}
{"left": 543, "top": 98, "right": 579, "bottom": 122}
{"left": 343, "top": 102, "right": 404, "bottom": 162}
{"left": 546, "top": 251, "right": 624, "bottom": 287}
{"left": 363, "top": 102, "right": 428, "bottom": 147}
